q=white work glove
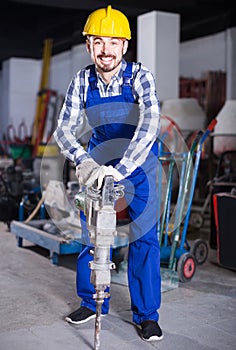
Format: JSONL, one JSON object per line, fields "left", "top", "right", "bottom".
{"left": 86, "top": 165, "right": 124, "bottom": 189}
{"left": 76, "top": 158, "right": 99, "bottom": 186}
{"left": 76, "top": 159, "right": 124, "bottom": 189}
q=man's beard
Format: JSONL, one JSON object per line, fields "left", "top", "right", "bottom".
{"left": 97, "top": 56, "right": 122, "bottom": 73}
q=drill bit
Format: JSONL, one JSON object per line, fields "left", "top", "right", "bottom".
{"left": 94, "top": 290, "right": 105, "bottom": 350}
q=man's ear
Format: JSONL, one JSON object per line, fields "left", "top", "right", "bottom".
{"left": 86, "top": 39, "right": 91, "bottom": 54}
{"left": 123, "top": 40, "right": 128, "bottom": 55}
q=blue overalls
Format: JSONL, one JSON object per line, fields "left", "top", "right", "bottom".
{"left": 76, "top": 63, "right": 161, "bottom": 325}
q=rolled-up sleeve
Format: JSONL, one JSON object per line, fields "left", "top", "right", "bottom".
{"left": 53, "top": 72, "right": 91, "bottom": 165}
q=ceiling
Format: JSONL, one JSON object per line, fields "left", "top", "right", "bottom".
{"left": 1, "top": 0, "right": 235, "bottom": 68}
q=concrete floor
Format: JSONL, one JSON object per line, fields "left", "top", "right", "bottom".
{"left": 0, "top": 220, "right": 236, "bottom": 350}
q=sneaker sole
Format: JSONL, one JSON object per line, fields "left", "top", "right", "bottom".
{"left": 141, "top": 334, "right": 164, "bottom": 342}
{"left": 65, "top": 313, "right": 106, "bottom": 325}
{"left": 65, "top": 313, "right": 96, "bottom": 325}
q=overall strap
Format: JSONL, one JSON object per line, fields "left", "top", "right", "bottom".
{"left": 123, "top": 62, "right": 133, "bottom": 86}
{"left": 122, "top": 62, "right": 136, "bottom": 103}
{"left": 86, "top": 64, "right": 101, "bottom": 106}
{"left": 88, "top": 62, "right": 134, "bottom": 89}
{"left": 86, "top": 62, "right": 136, "bottom": 106}
{"left": 87, "top": 64, "right": 98, "bottom": 90}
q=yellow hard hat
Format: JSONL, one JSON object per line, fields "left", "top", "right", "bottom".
{"left": 83, "top": 5, "right": 131, "bottom": 40}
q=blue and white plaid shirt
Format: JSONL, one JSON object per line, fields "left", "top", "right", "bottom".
{"left": 53, "top": 59, "right": 160, "bottom": 178}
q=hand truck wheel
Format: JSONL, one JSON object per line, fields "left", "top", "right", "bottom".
{"left": 177, "top": 252, "right": 196, "bottom": 283}
{"left": 190, "top": 238, "right": 208, "bottom": 265}
{"left": 189, "top": 212, "right": 204, "bottom": 229}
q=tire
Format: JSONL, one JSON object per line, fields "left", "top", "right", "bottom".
{"left": 177, "top": 253, "right": 196, "bottom": 283}
{"left": 190, "top": 238, "right": 208, "bottom": 265}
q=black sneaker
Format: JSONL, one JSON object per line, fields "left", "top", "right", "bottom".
{"left": 65, "top": 306, "right": 96, "bottom": 325}
{"left": 140, "top": 320, "right": 164, "bottom": 341}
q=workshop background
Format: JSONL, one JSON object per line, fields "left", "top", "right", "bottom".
{"left": 0, "top": 1, "right": 236, "bottom": 350}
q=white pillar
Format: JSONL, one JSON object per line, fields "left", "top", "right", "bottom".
{"left": 226, "top": 27, "right": 236, "bottom": 99}
{"left": 137, "top": 11, "right": 180, "bottom": 102}
{"left": 0, "top": 58, "right": 40, "bottom": 139}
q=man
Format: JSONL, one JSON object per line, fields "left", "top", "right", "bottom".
{"left": 53, "top": 5, "right": 163, "bottom": 342}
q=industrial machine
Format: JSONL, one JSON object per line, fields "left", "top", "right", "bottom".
{"left": 0, "top": 164, "right": 41, "bottom": 228}
{"left": 74, "top": 176, "right": 125, "bottom": 350}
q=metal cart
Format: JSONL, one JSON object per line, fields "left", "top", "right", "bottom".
{"left": 157, "top": 118, "right": 217, "bottom": 284}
